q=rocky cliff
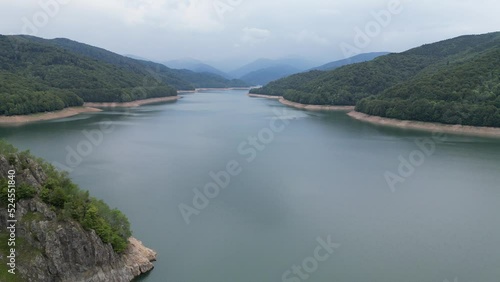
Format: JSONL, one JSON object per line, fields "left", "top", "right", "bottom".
{"left": 0, "top": 149, "right": 157, "bottom": 281}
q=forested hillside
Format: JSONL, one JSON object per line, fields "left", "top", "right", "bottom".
{"left": 310, "top": 52, "right": 389, "bottom": 71}
{"left": 0, "top": 35, "right": 177, "bottom": 115}
{"left": 0, "top": 35, "right": 249, "bottom": 116}
{"left": 251, "top": 32, "right": 500, "bottom": 127}
{"left": 21, "top": 36, "right": 248, "bottom": 90}
{"left": 356, "top": 47, "right": 500, "bottom": 127}
{"left": 250, "top": 51, "right": 441, "bottom": 105}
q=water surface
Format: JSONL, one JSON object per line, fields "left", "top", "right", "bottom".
{"left": 1, "top": 90, "right": 500, "bottom": 282}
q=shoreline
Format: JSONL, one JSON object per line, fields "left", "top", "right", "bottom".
{"left": 249, "top": 93, "right": 500, "bottom": 137}
{"left": 248, "top": 93, "right": 355, "bottom": 111}
{"left": 279, "top": 98, "right": 355, "bottom": 111}
{"left": 0, "top": 107, "right": 102, "bottom": 126}
{"left": 83, "top": 96, "right": 180, "bottom": 108}
{"left": 122, "top": 237, "right": 157, "bottom": 279}
{"left": 247, "top": 93, "right": 282, "bottom": 99}
{"left": 179, "top": 88, "right": 255, "bottom": 94}
{"left": 196, "top": 87, "right": 255, "bottom": 91}
{"left": 0, "top": 96, "right": 181, "bottom": 125}
{"left": 348, "top": 111, "right": 500, "bottom": 138}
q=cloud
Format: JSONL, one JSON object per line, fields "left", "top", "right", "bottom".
{"left": 290, "top": 30, "right": 330, "bottom": 46}
{"left": 316, "top": 8, "right": 341, "bottom": 16}
{"left": 2, "top": 0, "right": 500, "bottom": 64}
{"left": 83, "top": 0, "right": 224, "bottom": 32}
{"left": 240, "top": 27, "right": 271, "bottom": 45}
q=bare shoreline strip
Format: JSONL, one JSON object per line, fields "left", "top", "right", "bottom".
{"left": 84, "top": 96, "right": 180, "bottom": 108}
{"left": 348, "top": 111, "right": 500, "bottom": 138}
{"left": 248, "top": 93, "right": 355, "bottom": 111}
{"left": 180, "top": 87, "right": 255, "bottom": 94}
{"left": 197, "top": 87, "right": 254, "bottom": 91}
{"left": 279, "top": 98, "right": 355, "bottom": 111}
{"left": 250, "top": 93, "right": 500, "bottom": 137}
{"left": 247, "top": 93, "right": 282, "bottom": 99}
{"left": 0, "top": 107, "right": 102, "bottom": 126}
{"left": 0, "top": 96, "right": 180, "bottom": 125}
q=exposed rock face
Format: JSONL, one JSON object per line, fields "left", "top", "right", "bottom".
{"left": 0, "top": 152, "right": 157, "bottom": 281}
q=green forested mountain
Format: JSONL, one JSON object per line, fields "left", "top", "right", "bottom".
{"left": 356, "top": 47, "right": 500, "bottom": 126}
{"left": 0, "top": 35, "right": 248, "bottom": 116}
{"left": 250, "top": 32, "right": 500, "bottom": 127}
{"left": 250, "top": 51, "right": 440, "bottom": 105}
{"left": 20, "top": 36, "right": 248, "bottom": 90}
{"left": 0, "top": 35, "right": 177, "bottom": 115}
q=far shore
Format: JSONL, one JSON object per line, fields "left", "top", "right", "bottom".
{"left": 279, "top": 98, "right": 355, "bottom": 111}
{"left": 83, "top": 96, "right": 180, "bottom": 108}
{"left": 248, "top": 93, "right": 500, "bottom": 137}
{"left": 179, "top": 88, "right": 256, "bottom": 94}
{"left": 0, "top": 107, "right": 102, "bottom": 126}
{"left": 247, "top": 93, "right": 282, "bottom": 99}
{"left": 248, "top": 93, "right": 355, "bottom": 111}
{"left": 196, "top": 87, "right": 255, "bottom": 91}
{"left": 348, "top": 111, "right": 500, "bottom": 138}
{"left": 0, "top": 96, "right": 181, "bottom": 125}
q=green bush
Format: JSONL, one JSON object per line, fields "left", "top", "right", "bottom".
{"left": 0, "top": 180, "right": 36, "bottom": 204}
{"left": 0, "top": 141, "right": 132, "bottom": 253}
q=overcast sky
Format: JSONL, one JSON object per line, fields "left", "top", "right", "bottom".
{"left": 1, "top": 0, "right": 499, "bottom": 69}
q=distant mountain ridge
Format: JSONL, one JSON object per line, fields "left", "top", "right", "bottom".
{"left": 24, "top": 37, "right": 248, "bottom": 90}
{"left": 311, "top": 52, "right": 389, "bottom": 71}
{"left": 233, "top": 52, "right": 386, "bottom": 86}
{"left": 159, "top": 54, "right": 386, "bottom": 87}
{"left": 229, "top": 57, "right": 318, "bottom": 79}
{"left": 163, "top": 58, "right": 231, "bottom": 79}
{"left": 221, "top": 57, "right": 318, "bottom": 86}
{"left": 239, "top": 65, "right": 300, "bottom": 86}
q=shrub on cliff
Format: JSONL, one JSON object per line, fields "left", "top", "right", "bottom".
{"left": 0, "top": 140, "right": 131, "bottom": 253}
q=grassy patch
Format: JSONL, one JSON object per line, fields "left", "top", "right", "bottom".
{"left": 21, "top": 211, "right": 44, "bottom": 223}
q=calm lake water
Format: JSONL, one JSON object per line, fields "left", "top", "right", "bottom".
{"left": 1, "top": 90, "right": 500, "bottom": 282}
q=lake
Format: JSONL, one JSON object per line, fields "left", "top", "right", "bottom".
{"left": 1, "top": 90, "right": 500, "bottom": 282}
